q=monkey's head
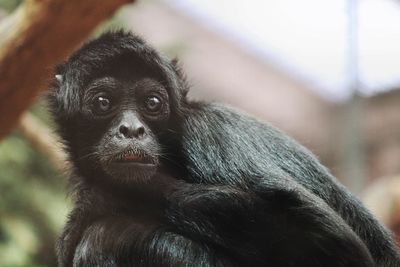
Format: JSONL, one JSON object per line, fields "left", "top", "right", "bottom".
{"left": 48, "top": 31, "right": 188, "bottom": 184}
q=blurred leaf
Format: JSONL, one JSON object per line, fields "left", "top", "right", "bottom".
{"left": 0, "top": 0, "right": 22, "bottom": 13}
{"left": 0, "top": 130, "right": 69, "bottom": 266}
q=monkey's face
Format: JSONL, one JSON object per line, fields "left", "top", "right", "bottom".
{"left": 49, "top": 32, "right": 186, "bottom": 184}
{"left": 75, "top": 76, "right": 171, "bottom": 183}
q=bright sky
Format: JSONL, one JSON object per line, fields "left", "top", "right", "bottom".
{"left": 170, "top": 0, "right": 400, "bottom": 101}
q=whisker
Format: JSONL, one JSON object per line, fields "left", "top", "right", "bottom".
{"left": 77, "top": 151, "right": 100, "bottom": 161}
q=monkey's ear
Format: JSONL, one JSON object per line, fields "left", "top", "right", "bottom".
{"left": 47, "top": 62, "right": 81, "bottom": 117}
{"left": 170, "top": 57, "right": 189, "bottom": 97}
{"left": 171, "top": 57, "right": 183, "bottom": 77}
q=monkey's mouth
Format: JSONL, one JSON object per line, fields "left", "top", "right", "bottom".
{"left": 112, "top": 149, "right": 156, "bottom": 165}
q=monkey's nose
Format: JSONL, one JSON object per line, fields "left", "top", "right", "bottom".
{"left": 119, "top": 123, "right": 145, "bottom": 139}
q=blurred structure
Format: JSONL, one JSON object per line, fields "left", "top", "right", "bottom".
{"left": 363, "top": 175, "right": 400, "bottom": 245}
{"left": 365, "top": 90, "right": 400, "bottom": 180}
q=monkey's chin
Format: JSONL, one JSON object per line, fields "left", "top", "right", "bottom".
{"left": 105, "top": 162, "right": 158, "bottom": 184}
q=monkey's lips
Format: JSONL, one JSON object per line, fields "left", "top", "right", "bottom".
{"left": 112, "top": 149, "right": 156, "bottom": 165}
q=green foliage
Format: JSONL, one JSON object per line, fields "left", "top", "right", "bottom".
{"left": 0, "top": 121, "right": 70, "bottom": 266}
{"left": 0, "top": 0, "right": 22, "bottom": 13}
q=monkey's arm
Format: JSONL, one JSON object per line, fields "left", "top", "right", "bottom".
{"left": 166, "top": 179, "right": 375, "bottom": 267}
{"left": 57, "top": 207, "right": 94, "bottom": 267}
{"left": 71, "top": 216, "right": 234, "bottom": 267}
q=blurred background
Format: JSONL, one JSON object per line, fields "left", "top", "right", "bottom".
{"left": 1, "top": 0, "right": 400, "bottom": 266}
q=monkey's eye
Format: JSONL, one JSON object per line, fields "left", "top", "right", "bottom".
{"left": 145, "top": 96, "right": 162, "bottom": 113}
{"left": 93, "top": 96, "right": 111, "bottom": 114}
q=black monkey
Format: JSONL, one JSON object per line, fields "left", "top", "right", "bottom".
{"left": 47, "top": 31, "right": 400, "bottom": 267}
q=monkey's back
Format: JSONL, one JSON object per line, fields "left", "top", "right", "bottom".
{"left": 180, "top": 102, "right": 400, "bottom": 266}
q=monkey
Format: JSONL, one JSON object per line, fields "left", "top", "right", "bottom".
{"left": 47, "top": 31, "right": 400, "bottom": 267}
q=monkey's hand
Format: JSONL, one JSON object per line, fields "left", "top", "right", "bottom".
{"left": 71, "top": 215, "right": 162, "bottom": 267}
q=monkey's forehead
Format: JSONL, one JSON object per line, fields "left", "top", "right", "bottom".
{"left": 72, "top": 31, "right": 157, "bottom": 61}
{"left": 59, "top": 31, "right": 166, "bottom": 77}
{"left": 50, "top": 31, "right": 183, "bottom": 116}
{"left": 54, "top": 31, "right": 177, "bottom": 90}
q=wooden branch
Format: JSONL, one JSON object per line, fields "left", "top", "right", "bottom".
{"left": 0, "top": 0, "right": 134, "bottom": 139}
{"left": 17, "top": 112, "right": 68, "bottom": 171}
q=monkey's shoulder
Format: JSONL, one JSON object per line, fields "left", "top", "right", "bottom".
{"left": 182, "top": 102, "right": 309, "bottom": 157}
{"left": 179, "top": 102, "right": 325, "bottom": 183}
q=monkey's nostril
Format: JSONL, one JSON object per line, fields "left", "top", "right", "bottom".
{"left": 119, "top": 124, "right": 129, "bottom": 137}
{"left": 119, "top": 124, "right": 145, "bottom": 138}
{"left": 137, "top": 126, "right": 145, "bottom": 137}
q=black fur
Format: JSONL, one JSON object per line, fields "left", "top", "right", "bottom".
{"left": 47, "top": 31, "right": 400, "bottom": 267}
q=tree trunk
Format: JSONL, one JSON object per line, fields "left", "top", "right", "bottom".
{"left": 0, "top": 0, "right": 134, "bottom": 138}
